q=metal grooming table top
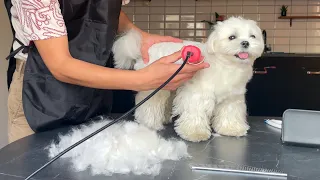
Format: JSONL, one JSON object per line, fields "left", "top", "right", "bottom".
{"left": 0, "top": 114, "right": 319, "bottom": 180}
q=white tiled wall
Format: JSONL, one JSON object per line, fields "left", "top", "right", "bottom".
{"left": 122, "top": 0, "right": 320, "bottom": 53}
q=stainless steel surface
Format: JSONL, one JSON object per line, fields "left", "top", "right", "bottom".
{"left": 190, "top": 163, "right": 287, "bottom": 178}
{"left": 0, "top": 115, "right": 320, "bottom": 180}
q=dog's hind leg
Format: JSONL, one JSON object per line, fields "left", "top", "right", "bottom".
{"left": 134, "top": 90, "right": 172, "bottom": 130}
{"left": 211, "top": 94, "right": 249, "bottom": 137}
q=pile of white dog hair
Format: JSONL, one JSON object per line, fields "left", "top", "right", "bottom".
{"left": 48, "top": 118, "right": 189, "bottom": 176}
{"left": 47, "top": 16, "right": 264, "bottom": 176}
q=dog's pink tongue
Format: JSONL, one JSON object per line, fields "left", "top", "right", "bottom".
{"left": 237, "top": 52, "right": 249, "bottom": 59}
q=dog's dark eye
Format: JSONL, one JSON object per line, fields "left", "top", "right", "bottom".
{"left": 229, "top": 35, "right": 236, "bottom": 40}
{"left": 250, "top": 35, "right": 256, "bottom": 38}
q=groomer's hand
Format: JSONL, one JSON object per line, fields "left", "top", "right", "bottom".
{"left": 140, "top": 32, "right": 183, "bottom": 64}
{"left": 137, "top": 50, "right": 209, "bottom": 91}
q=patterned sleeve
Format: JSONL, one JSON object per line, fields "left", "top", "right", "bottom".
{"left": 17, "top": 0, "right": 67, "bottom": 41}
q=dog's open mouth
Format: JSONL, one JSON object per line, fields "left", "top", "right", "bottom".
{"left": 235, "top": 52, "right": 249, "bottom": 60}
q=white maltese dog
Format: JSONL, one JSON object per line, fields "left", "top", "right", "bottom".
{"left": 112, "top": 16, "right": 264, "bottom": 142}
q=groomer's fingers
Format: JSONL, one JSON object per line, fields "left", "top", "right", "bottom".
{"left": 179, "top": 63, "right": 210, "bottom": 74}
{"left": 161, "top": 49, "right": 209, "bottom": 72}
{"left": 161, "top": 50, "right": 183, "bottom": 63}
{"left": 163, "top": 73, "right": 194, "bottom": 89}
{"left": 142, "top": 48, "right": 151, "bottom": 64}
{"left": 170, "top": 73, "right": 194, "bottom": 83}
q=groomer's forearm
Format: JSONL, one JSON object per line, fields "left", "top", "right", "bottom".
{"left": 34, "top": 35, "right": 144, "bottom": 91}
{"left": 53, "top": 57, "right": 143, "bottom": 91}
{"left": 118, "top": 10, "right": 142, "bottom": 33}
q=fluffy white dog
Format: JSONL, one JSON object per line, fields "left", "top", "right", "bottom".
{"left": 112, "top": 16, "right": 264, "bottom": 142}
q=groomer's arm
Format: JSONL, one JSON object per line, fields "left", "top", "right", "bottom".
{"left": 118, "top": 10, "right": 141, "bottom": 33}
{"left": 34, "top": 36, "right": 141, "bottom": 90}
{"left": 32, "top": 4, "right": 208, "bottom": 91}
{"left": 35, "top": 36, "right": 208, "bottom": 91}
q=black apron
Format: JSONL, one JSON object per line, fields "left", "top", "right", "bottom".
{"left": 4, "top": 0, "right": 122, "bottom": 132}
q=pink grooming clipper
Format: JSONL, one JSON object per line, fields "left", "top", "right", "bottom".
{"left": 181, "top": 45, "right": 203, "bottom": 65}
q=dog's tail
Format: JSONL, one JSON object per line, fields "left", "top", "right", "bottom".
{"left": 112, "top": 29, "right": 142, "bottom": 69}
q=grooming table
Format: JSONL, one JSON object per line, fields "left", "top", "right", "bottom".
{"left": 0, "top": 115, "right": 319, "bottom": 180}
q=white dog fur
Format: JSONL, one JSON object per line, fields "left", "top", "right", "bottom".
{"left": 47, "top": 117, "right": 190, "bottom": 176}
{"left": 112, "top": 16, "right": 264, "bottom": 142}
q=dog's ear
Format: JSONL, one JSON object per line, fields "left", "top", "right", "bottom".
{"left": 206, "top": 26, "right": 220, "bottom": 54}
{"left": 206, "top": 31, "right": 217, "bottom": 54}
{"left": 206, "top": 20, "right": 225, "bottom": 54}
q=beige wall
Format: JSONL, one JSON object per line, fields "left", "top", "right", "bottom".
{"left": 0, "top": 2, "right": 12, "bottom": 148}
{"left": 123, "top": 0, "right": 320, "bottom": 53}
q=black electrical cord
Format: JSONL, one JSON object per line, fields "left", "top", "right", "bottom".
{"left": 24, "top": 52, "right": 192, "bottom": 180}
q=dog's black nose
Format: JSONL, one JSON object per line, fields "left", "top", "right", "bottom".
{"left": 241, "top": 41, "right": 250, "bottom": 48}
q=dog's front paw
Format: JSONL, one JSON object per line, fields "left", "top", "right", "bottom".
{"left": 212, "top": 121, "right": 249, "bottom": 137}
{"left": 174, "top": 119, "right": 212, "bottom": 142}
{"left": 212, "top": 95, "right": 249, "bottom": 137}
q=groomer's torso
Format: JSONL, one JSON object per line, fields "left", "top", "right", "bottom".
{"left": 6, "top": 0, "right": 130, "bottom": 132}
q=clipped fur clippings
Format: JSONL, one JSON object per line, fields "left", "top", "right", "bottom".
{"left": 47, "top": 118, "right": 190, "bottom": 176}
